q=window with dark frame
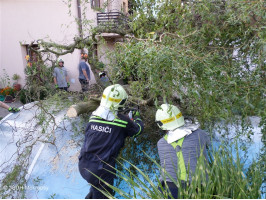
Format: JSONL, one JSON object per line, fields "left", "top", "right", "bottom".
{"left": 26, "top": 44, "right": 40, "bottom": 63}
{"left": 91, "top": 0, "right": 100, "bottom": 9}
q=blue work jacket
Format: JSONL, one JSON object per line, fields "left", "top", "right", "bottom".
{"left": 79, "top": 113, "right": 143, "bottom": 168}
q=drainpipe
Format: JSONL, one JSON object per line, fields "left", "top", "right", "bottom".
{"left": 77, "top": 0, "right": 83, "bottom": 38}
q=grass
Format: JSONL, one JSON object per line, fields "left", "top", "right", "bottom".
{"left": 88, "top": 142, "right": 264, "bottom": 199}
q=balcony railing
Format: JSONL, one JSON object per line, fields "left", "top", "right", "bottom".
{"left": 97, "top": 12, "right": 129, "bottom": 30}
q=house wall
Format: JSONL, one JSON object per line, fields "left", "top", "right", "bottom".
{"left": 95, "top": 0, "right": 128, "bottom": 74}
{"left": 0, "top": 0, "right": 128, "bottom": 91}
{"left": 0, "top": 2, "right": 2, "bottom": 81}
{"left": 0, "top": 0, "right": 97, "bottom": 91}
{"left": 105, "top": 0, "right": 128, "bottom": 12}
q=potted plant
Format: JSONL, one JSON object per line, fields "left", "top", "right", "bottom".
{"left": 12, "top": 74, "right": 21, "bottom": 91}
{"left": 0, "top": 86, "right": 15, "bottom": 102}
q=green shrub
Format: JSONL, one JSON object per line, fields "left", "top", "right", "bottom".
{"left": 22, "top": 61, "right": 55, "bottom": 102}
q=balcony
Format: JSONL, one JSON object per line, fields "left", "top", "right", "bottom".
{"left": 96, "top": 12, "right": 129, "bottom": 38}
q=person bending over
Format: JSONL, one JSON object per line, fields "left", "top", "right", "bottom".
{"left": 78, "top": 84, "right": 144, "bottom": 199}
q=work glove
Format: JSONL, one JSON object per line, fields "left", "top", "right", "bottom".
{"left": 132, "top": 110, "right": 141, "bottom": 118}
{"left": 130, "top": 110, "right": 141, "bottom": 121}
{"left": 8, "top": 107, "right": 20, "bottom": 113}
{"left": 67, "top": 82, "right": 70, "bottom": 88}
{"left": 55, "top": 84, "right": 59, "bottom": 89}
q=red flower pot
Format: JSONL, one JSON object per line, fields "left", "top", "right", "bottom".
{"left": 14, "top": 83, "right": 21, "bottom": 91}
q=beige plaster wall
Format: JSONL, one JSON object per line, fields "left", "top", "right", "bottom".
{"left": 0, "top": 0, "right": 127, "bottom": 91}
{"left": 0, "top": 0, "right": 97, "bottom": 91}
{"left": 0, "top": 2, "right": 2, "bottom": 81}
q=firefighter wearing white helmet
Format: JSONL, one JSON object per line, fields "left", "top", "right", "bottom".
{"left": 155, "top": 104, "right": 185, "bottom": 131}
{"left": 156, "top": 104, "right": 210, "bottom": 198}
{"left": 100, "top": 84, "right": 128, "bottom": 110}
{"left": 79, "top": 84, "right": 144, "bottom": 199}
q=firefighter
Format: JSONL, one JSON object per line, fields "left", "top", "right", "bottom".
{"left": 78, "top": 84, "right": 144, "bottom": 199}
{"left": 156, "top": 104, "right": 210, "bottom": 198}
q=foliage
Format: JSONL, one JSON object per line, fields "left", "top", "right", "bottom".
{"left": 128, "top": 0, "right": 143, "bottom": 15}
{"left": 23, "top": 61, "right": 55, "bottom": 102}
{"left": 105, "top": 1, "right": 265, "bottom": 196}
{"left": 0, "top": 92, "right": 84, "bottom": 198}
{"left": 6, "top": 0, "right": 263, "bottom": 198}
{"left": 0, "top": 69, "right": 11, "bottom": 88}
{"left": 19, "top": 89, "right": 33, "bottom": 104}
{"left": 91, "top": 142, "right": 264, "bottom": 199}
{"left": 18, "top": 87, "right": 49, "bottom": 104}
{"left": 0, "top": 146, "right": 32, "bottom": 199}
{"left": 0, "top": 86, "right": 15, "bottom": 96}
{"left": 12, "top": 74, "right": 21, "bottom": 82}
{"left": 109, "top": 0, "right": 265, "bottom": 136}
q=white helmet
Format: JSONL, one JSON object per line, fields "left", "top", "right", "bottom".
{"left": 99, "top": 72, "right": 106, "bottom": 78}
{"left": 100, "top": 84, "right": 128, "bottom": 110}
{"left": 155, "top": 104, "right": 185, "bottom": 131}
{"left": 58, "top": 59, "right": 64, "bottom": 63}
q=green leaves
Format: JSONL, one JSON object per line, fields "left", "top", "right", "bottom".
{"left": 108, "top": 0, "right": 265, "bottom": 138}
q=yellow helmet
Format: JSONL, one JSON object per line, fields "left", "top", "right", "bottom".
{"left": 100, "top": 84, "right": 128, "bottom": 110}
{"left": 155, "top": 104, "right": 185, "bottom": 130}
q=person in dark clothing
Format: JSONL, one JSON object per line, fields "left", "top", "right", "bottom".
{"left": 155, "top": 104, "right": 210, "bottom": 198}
{"left": 99, "top": 71, "right": 110, "bottom": 88}
{"left": 79, "top": 84, "right": 144, "bottom": 199}
{"left": 78, "top": 53, "right": 91, "bottom": 92}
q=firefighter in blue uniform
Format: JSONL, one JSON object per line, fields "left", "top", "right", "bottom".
{"left": 78, "top": 84, "right": 144, "bottom": 199}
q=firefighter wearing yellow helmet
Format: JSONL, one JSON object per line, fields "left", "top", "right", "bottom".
{"left": 79, "top": 84, "right": 144, "bottom": 199}
{"left": 156, "top": 104, "right": 210, "bottom": 198}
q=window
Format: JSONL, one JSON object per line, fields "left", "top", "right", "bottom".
{"left": 26, "top": 44, "right": 40, "bottom": 62}
{"left": 91, "top": 0, "right": 100, "bottom": 9}
{"left": 24, "top": 44, "right": 40, "bottom": 66}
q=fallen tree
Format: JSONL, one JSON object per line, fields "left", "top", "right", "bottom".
{"left": 67, "top": 98, "right": 100, "bottom": 118}
{"left": 26, "top": 0, "right": 264, "bottom": 140}
{"left": 66, "top": 93, "right": 155, "bottom": 118}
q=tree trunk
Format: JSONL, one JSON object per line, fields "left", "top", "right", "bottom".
{"left": 67, "top": 98, "right": 100, "bottom": 118}
{"left": 66, "top": 95, "right": 154, "bottom": 118}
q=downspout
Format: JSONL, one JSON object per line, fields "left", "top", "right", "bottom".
{"left": 77, "top": 0, "right": 83, "bottom": 39}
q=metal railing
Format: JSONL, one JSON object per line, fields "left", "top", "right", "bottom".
{"left": 97, "top": 12, "right": 129, "bottom": 30}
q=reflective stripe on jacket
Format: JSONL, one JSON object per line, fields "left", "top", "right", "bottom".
{"left": 79, "top": 113, "right": 144, "bottom": 168}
